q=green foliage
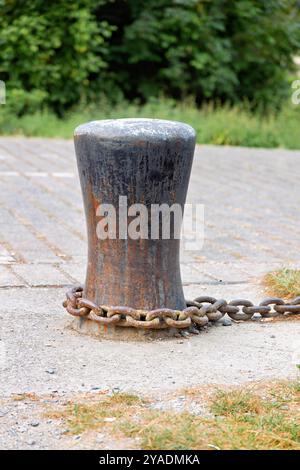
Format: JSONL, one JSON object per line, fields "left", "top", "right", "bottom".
{"left": 0, "top": 0, "right": 299, "bottom": 113}
{"left": 0, "top": 0, "right": 114, "bottom": 114}
{"left": 2, "top": 98, "right": 300, "bottom": 150}
{"left": 116, "top": 0, "right": 300, "bottom": 108}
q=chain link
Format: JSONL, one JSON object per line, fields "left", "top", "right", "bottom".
{"left": 63, "top": 285, "right": 300, "bottom": 330}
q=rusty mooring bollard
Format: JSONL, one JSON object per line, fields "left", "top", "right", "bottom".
{"left": 65, "top": 118, "right": 196, "bottom": 338}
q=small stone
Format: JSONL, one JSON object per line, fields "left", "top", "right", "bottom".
{"left": 252, "top": 313, "right": 260, "bottom": 319}
{"left": 30, "top": 421, "right": 40, "bottom": 427}
{"left": 45, "top": 368, "right": 55, "bottom": 375}
{"left": 222, "top": 318, "right": 232, "bottom": 326}
{"left": 53, "top": 429, "right": 65, "bottom": 439}
{"left": 18, "top": 425, "right": 27, "bottom": 433}
{"left": 90, "top": 386, "right": 101, "bottom": 391}
{"left": 180, "top": 330, "right": 190, "bottom": 338}
{"left": 189, "top": 326, "right": 199, "bottom": 335}
{"left": 270, "top": 335, "right": 276, "bottom": 338}
{"left": 74, "top": 435, "right": 81, "bottom": 440}
{"left": 27, "top": 440, "right": 36, "bottom": 446}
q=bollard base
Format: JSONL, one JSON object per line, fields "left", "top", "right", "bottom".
{"left": 68, "top": 317, "right": 181, "bottom": 342}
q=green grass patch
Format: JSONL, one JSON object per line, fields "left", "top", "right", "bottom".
{"left": 2, "top": 99, "right": 300, "bottom": 149}
{"left": 264, "top": 268, "right": 300, "bottom": 299}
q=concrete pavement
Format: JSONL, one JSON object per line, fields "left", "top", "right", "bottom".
{"left": 0, "top": 137, "right": 299, "bottom": 449}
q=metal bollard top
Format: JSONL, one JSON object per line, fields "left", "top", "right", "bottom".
{"left": 74, "top": 118, "right": 196, "bottom": 144}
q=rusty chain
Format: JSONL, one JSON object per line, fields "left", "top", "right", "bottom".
{"left": 63, "top": 285, "right": 300, "bottom": 330}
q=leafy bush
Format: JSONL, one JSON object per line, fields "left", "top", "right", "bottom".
{"left": 116, "top": 0, "right": 300, "bottom": 108}
{"left": 0, "top": 0, "right": 299, "bottom": 114}
{"left": 0, "top": 0, "right": 114, "bottom": 114}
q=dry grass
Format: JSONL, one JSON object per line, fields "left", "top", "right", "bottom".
{"left": 121, "top": 381, "right": 300, "bottom": 450}
{"left": 11, "top": 392, "right": 40, "bottom": 401}
{"left": 45, "top": 381, "right": 300, "bottom": 450}
{"left": 45, "top": 392, "right": 146, "bottom": 435}
{"left": 264, "top": 268, "right": 300, "bottom": 299}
